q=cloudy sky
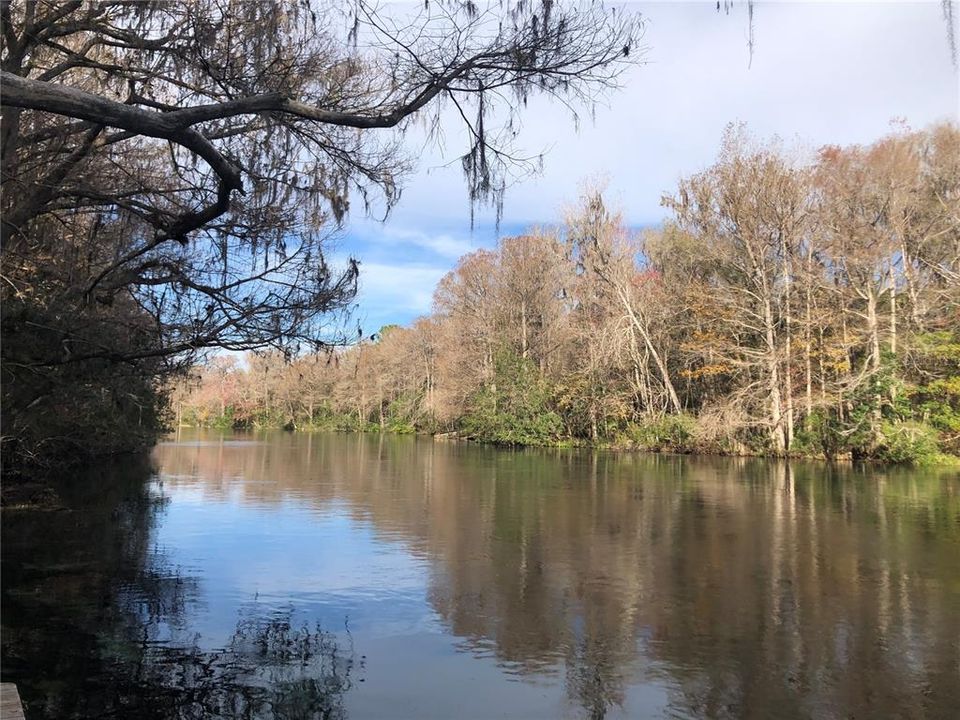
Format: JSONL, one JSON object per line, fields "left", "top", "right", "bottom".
{"left": 337, "top": 1, "right": 959, "bottom": 334}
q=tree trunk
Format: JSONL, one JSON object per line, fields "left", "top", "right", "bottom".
{"left": 782, "top": 235, "right": 794, "bottom": 451}
{"left": 804, "top": 260, "right": 813, "bottom": 426}
{"left": 378, "top": 379, "right": 385, "bottom": 429}
{"left": 520, "top": 299, "right": 528, "bottom": 359}
{"left": 867, "top": 286, "right": 881, "bottom": 372}
{"left": 616, "top": 286, "right": 682, "bottom": 414}
{"left": 818, "top": 326, "right": 827, "bottom": 403}
{"left": 889, "top": 265, "right": 897, "bottom": 356}
{"left": 865, "top": 285, "right": 883, "bottom": 448}
{"left": 899, "top": 238, "right": 923, "bottom": 329}
{"left": 763, "top": 294, "right": 787, "bottom": 454}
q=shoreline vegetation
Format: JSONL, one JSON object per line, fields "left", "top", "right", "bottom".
{"left": 6, "top": 124, "right": 959, "bottom": 475}
{"left": 170, "top": 422, "right": 960, "bottom": 468}
{"left": 172, "top": 124, "right": 960, "bottom": 469}
{"left": 1, "top": 1, "right": 956, "bottom": 476}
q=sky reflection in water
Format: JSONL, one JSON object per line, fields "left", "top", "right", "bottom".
{"left": 3, "top": 431, "right": 959, "bottom": 719}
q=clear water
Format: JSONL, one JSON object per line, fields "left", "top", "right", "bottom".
{"left": 2, "top": 431, "right": 959, "bottom": 719}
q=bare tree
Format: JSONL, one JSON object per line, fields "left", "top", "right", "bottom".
{"left": 567, "top": 190, "right": 683, "bottom": 415}
{"left": 1, "top": 0, "right": 641, "bottom": 363}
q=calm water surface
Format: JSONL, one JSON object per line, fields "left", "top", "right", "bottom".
{"left": 2, "top": 431, "right": 959, "bottom": 719}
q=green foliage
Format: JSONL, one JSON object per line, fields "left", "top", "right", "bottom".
{"left": 904, "top": 332, "right": 960, "bottom": 455}
{"left": 257, "top": 409, "right": 295, "bottom": 431}
{"left": 792, "top": 409, "right": 838, "bottom": 459}
{"left": 384, "top": 417, "right": 417, "bottom": 434}
{"left": 460, "top": 352, "right": 564, "bottom": 446}
{"left": 553, "top": 374, "right": 629, "bottom": 441}
{"left": 913, "top": 331, "right": 960, "bottom": 364}
{"left": 791, "top": 339, "right": 958, "bottom": 465}
{"left": 327, "top": 414, "right": 377, "bottom": 433}
{"left": 210, "top": 407, "right": 237, "bottom": 430}
{"left": 410, "top": 413, "right": 444, "bottom": 436}
{"left": 622, "top": 414, "right": 697, "bottom": 452}
{"left": 381, "top": 392, "right": 425, "bottom": 434}
{"left": 872, "top": 421, "right": 943, "bottom": 465}
{"left": 842, "top": 355, "right": 901, "bottom": 450}
{"left": 799, "top": 354, "right": 939, "bottom": 462}
{"left": 298, "top": 404, "right": 340, "bottom": 431}
{"left": 918, "top": 378, "right": 960, "bottom": 426}
{"left": 794, "top": 409, "right": 954, "bottom": 466}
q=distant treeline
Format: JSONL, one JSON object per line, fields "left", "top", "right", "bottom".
{"left": 176, "top": 124, "right": 960, "bottom": 464}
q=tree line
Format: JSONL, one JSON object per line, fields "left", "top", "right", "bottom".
{"left": 177, "top": 124, "right": 960, "bottom": 464}
{"left": 1, "top": 0, "right": 639, "bottom": 473}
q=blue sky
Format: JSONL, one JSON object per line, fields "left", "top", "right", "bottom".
{"left": 335, "top": 1, "right": 959, "bottom": 334}
{"left": 337, "top": 219, "right": 529, "bottom": 335}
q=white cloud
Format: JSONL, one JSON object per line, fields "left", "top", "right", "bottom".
{"left": 358, "top": 262, "right": 450, "bottom": 315}
{"left": 359, "top": 224, "right": 478, "bottom": 260}
{"left": 345, "top": 0, "right": 959, "bottom": 325}
{"left": 366, "top": 1, "right": 958, "bottom": 229}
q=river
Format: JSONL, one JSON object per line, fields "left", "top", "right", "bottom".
{"left": 2, "top": 431, "right": 958, "bottom": 719}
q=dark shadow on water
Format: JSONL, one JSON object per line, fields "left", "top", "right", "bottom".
{"left": 1, "top": 455, "right": 360, "bottom": 720}
{"left": 113, "top": 614, "right": 358, "bottom": 720}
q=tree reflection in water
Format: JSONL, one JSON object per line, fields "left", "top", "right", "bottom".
{"left": 4, "top": 433, "right": 960, "bottom": 720}
{"left": 151, "top": 432, "right": 960, "bottom": 720}
{"left": 1, "top": 455, "right": 360, "bottom": 720}
{"left": 122, "top": 615, "right": 357, "bottom": 720}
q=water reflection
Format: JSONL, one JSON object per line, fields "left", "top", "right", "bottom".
{"left": 3, "top": 432, "right": 960, "bottom": 719}
{"left": 1, "top": 456, "right": 359, "bottom": 720}
{"left": 127, "top": 615, "right": 358, "bottom": 720}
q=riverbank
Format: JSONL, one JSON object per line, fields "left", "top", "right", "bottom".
{"left": 173, "top": 419, "right": 960, "bottom": 467}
